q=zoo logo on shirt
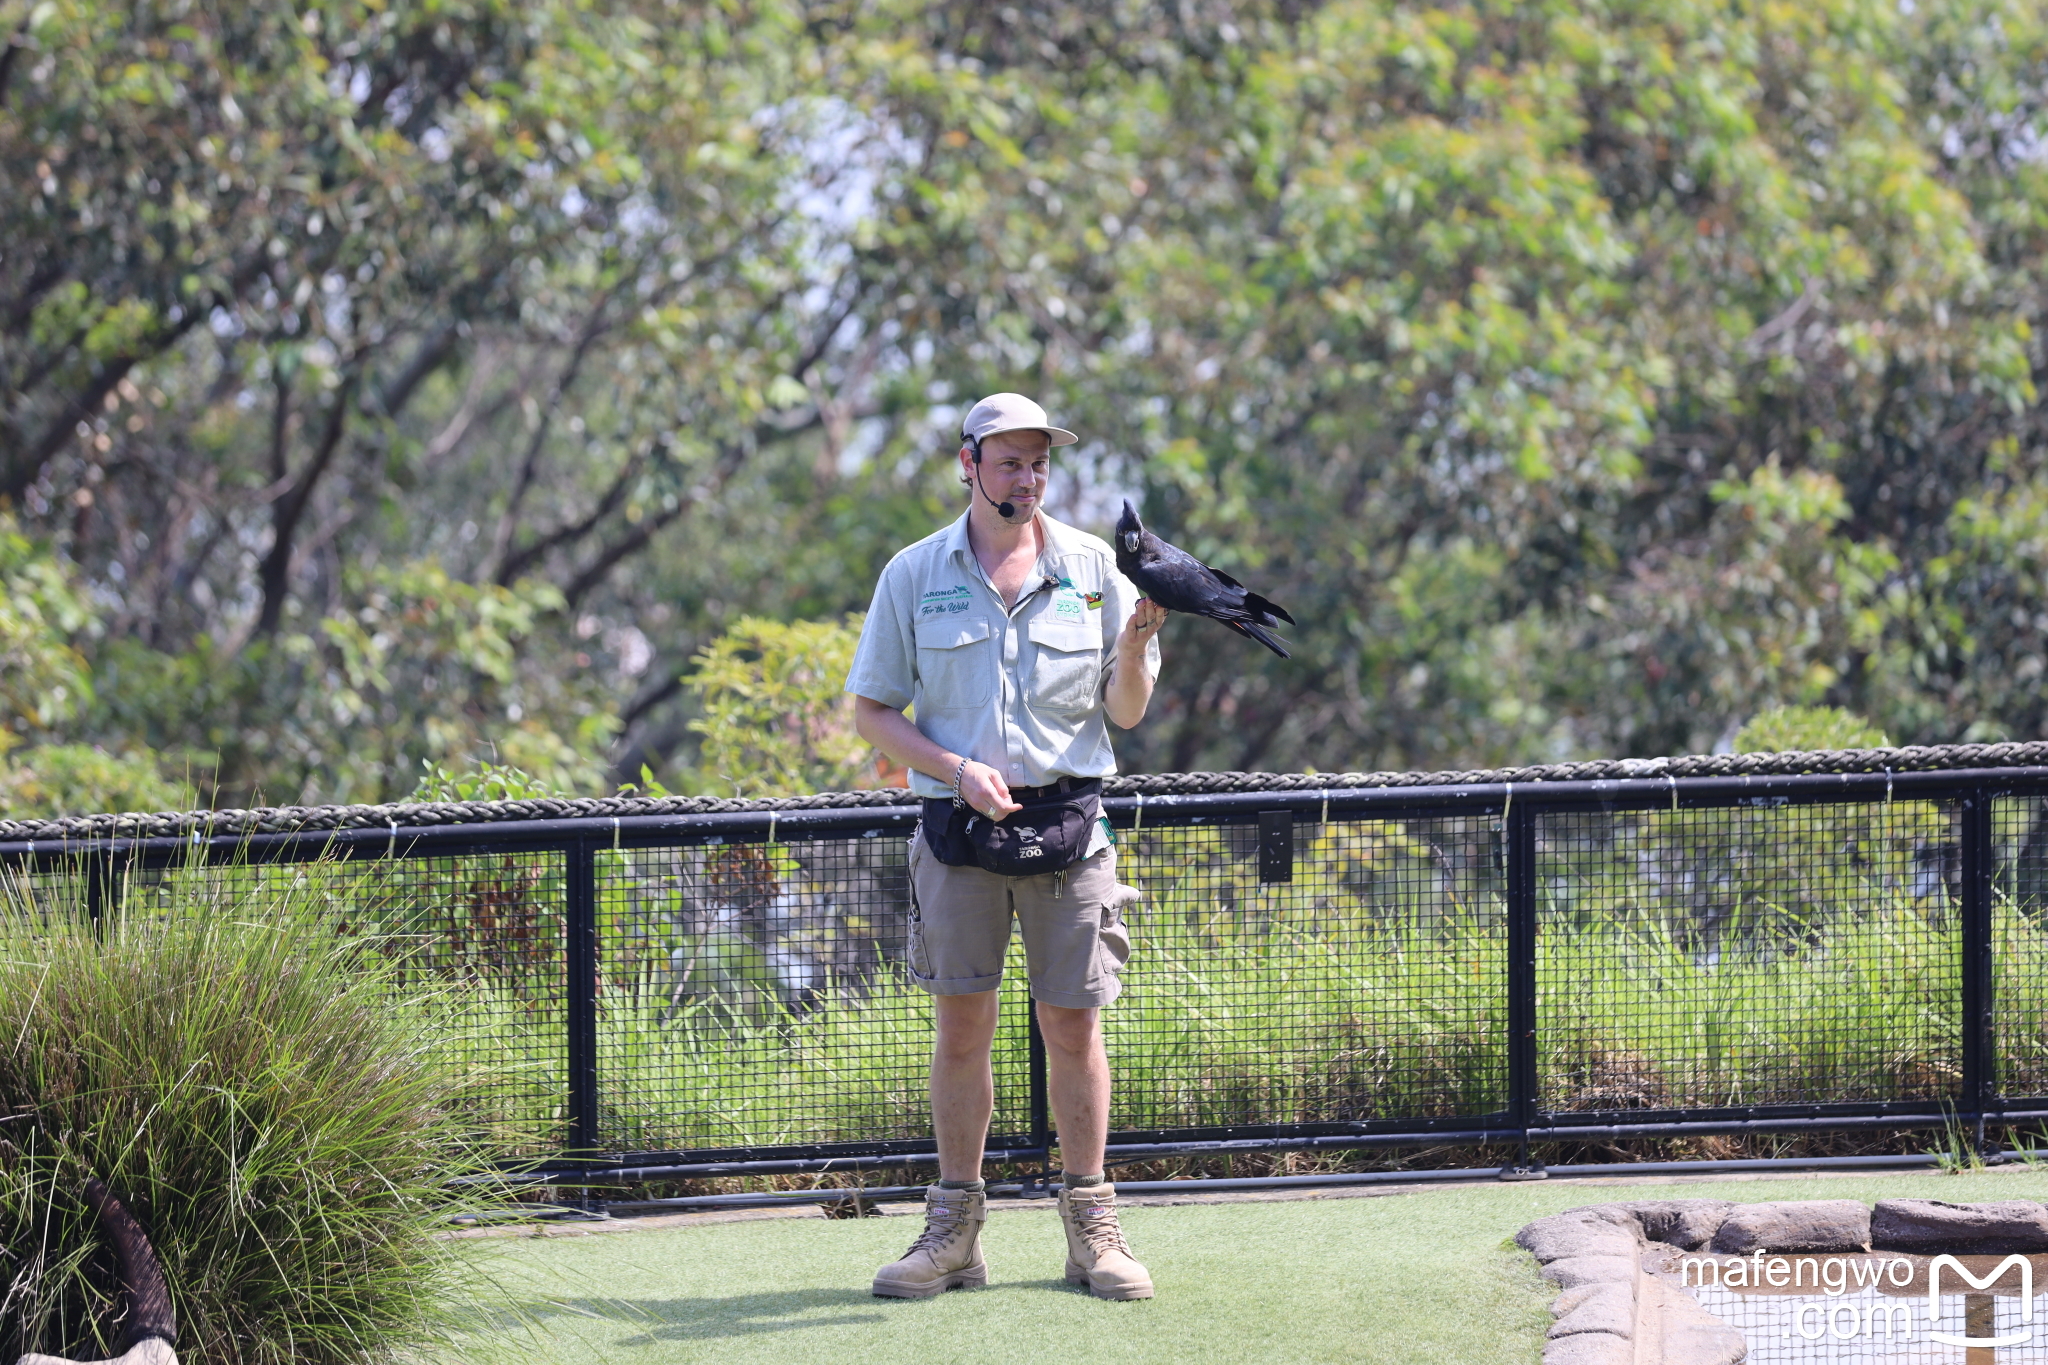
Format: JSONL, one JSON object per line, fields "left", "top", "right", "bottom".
{"left": 919, "top": 586, "right": 973, "bottom": 618}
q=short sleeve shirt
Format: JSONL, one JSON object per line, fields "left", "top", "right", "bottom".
{"left": 844, "top": 511, "right": 1159, "bottom": 800}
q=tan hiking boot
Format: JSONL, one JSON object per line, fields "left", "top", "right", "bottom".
{"left": 871, "top": 1185, "right": 988, "bottom": 1298}
{"left": 1058, "top": 1182, "right": 1154, "bottom": 1300}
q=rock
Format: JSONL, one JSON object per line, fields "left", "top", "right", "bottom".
{"left": 1518, "top": 1210, "right": 1641, "bottom": 1263}
{"left": 1549, "top": 1282, "right": 1606, "bottom": 1314}
{"left": 18, "top": 1342, "right": 177, "bottom": 1365}
{"left": 1870, "top": 1199, "right": 2048, "bottom": 1254}
{"left": 1542, "top": 1331, "right": 1633, "bottom": 1365}
{"left": 1626, "top": 1199, "right": 1736, "bottom": 1251}
{"left": 1710, "top": 1199, "right": 1869, "bottom": 1254}
{"left": 1644, "top": 1277, "right": 1748, "bottom": 1365}
{"left": 1541, "top": 1254, "right": 1639, "bottom": 1289}
{"left": 1548, "top": 1280, "right": 1634, "bottom": 1339}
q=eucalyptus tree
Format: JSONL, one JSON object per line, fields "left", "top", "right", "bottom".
{"left": 4, "top": 0, "right": 2047, "bottom": 804}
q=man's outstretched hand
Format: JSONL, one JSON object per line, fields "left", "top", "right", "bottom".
{"left": 1117, "top": 598, "right": 1168, "bottom": 658}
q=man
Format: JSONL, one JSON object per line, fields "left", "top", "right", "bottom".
{"left": 845, "top": 392, "right": 1166, "bottom": 1301}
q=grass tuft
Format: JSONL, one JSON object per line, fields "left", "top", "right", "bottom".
{"left": 0, "top": 861, "right": 527, "bottom": 1364}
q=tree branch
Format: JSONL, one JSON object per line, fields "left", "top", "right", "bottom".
{"left": 267, "top": 367, "right": 293, "bottom": 484}
{"left": 7, "top": 320, "right": 92, "bottom": 405}
{"left": 374, "top": 322, "right": 461, "bottom": 419}
{"left": 609, "top": 704, "right": 693, "bottom": 792}
{"left": 254, "top": 365, "right": 363, "bottom": 636}
{"left": 0, "top": 17, "right": 28, "bottom": 110}
{"left": 7, "top": 259, "right": 257, "bottom": 498}
{"left": 493, "top": 436, "right": 655, "bottom": 584}
{"left": 3, "top": 255, "right": 72, "bottom": 334}
{"left": 621, "top": 668, "right": 687, "bottom": 730}
{"left": 482, "top": 289, "right": 621, "bottom": 580}
{"left": 559, "top": 442, "right": 748, "bottom": 607}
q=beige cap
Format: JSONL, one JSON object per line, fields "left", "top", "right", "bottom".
{"left": 961, "top": 392, "right": 1078, "bottom": 448}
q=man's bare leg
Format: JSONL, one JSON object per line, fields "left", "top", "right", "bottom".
{"left": 874, "top": 990, "right": 998, "bottom": 1297}
{"left": 932, "top": 990, "right": 1000, "bottom": 1181}
{"left": 1038, "top": 999, "right": 1150, "bottom": 1297}
{"left": 1035, "top": 1001, "right": 1108, "bottom": 1176}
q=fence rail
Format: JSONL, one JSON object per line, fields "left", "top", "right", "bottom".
{"left": 12, "top": 754, "right": 2048, "bottom": 1180}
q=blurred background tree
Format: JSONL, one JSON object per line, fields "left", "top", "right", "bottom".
{"left": 684, "top": 613, "right": 876, "bottom": 794}
{"left": 676, "top": 613, "right": 889, "bottom": 796}
{"left": 2, "top": 0, "right": 2046, "bottom": 809}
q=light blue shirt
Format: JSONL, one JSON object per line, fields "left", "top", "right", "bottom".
{"left": 845, "top": 510, "right": 1159, "bottom": 800}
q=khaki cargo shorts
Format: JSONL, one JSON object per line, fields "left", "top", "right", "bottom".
{"left": 905, "top": 832, "right": 1139, "bottom": 1008}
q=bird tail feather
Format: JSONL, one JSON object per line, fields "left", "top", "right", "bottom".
{"left": 1243, "top": 592, "right": 1295, "bottom": 627}
{"left": 1229, "top": 619, "right": 1291, "bottom": 659}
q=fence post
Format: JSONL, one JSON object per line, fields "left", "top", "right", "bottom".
{"left": 84, "top": 852, "right": 108, "bottom": 930}
{"left": 1505, "top": 801, "right": 1541, "bottom": 1173}
{"left": 565, "top": 841, "right": 601, "bottom": 1170}
{"left": 82, "top": 847, "right": 131, "bottom": 940}
{"left": 1960, "top": 789, "right": 1996, "bottom": 1153}
{"left": 1028, "top": 1002, "right": 1050, "bottom": 1167}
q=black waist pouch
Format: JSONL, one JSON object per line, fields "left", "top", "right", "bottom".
{"left": 921, "top": 779, "right": 1101, "bottom": 877}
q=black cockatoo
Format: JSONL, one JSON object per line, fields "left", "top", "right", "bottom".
{"left": 1113, "top": 500, "right": 1294, "bottom": 658}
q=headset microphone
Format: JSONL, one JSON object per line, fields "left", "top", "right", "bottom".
{"left": 966, "top": 433, "right": 1017, "bottom": 519}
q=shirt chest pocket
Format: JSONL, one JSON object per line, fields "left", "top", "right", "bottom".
{"left": 1026, "top": 620, "right": 1102, "bottom": 715}
{"left": 914, "top": 616, "right": 994, "bottom": 709}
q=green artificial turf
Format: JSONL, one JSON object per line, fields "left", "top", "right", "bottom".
{"left": 457, "top": 1167, "right": 2048, "bottom": 1364}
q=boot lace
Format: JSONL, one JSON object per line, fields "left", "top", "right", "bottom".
{"left": 1069, "top": 1200, "right": 1132, "bottom": 1258}
{"left": 905, "top": 1199, "right": 969, "bottom": 1256}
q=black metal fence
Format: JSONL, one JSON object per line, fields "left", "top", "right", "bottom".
{"left": 12, "top": 755, "right": 2048, "bottom": 1182}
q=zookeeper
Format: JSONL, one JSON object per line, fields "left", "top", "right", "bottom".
{"left": 845, "top": 391, "right": 1165, "bottom": 1301}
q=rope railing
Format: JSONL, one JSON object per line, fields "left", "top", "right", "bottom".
{"left": 4, "top": 740, "right": 2047, "bottom": 843}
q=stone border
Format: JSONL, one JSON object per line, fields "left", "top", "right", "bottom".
{"left": 1515, "top": 1198, "right": 2048, "bottom": 1364}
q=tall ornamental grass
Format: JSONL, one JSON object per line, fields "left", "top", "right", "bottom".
{"left": 0, "top": 863, "right": 521, "bottom": 1365}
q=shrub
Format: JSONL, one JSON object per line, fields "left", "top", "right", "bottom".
{"left": 0, "top": 743, "right": 193, "bottom": 818}
{"left": 681, "top": 614, "right": 890, "bottom": 796}
{"left": 0, "top": 863, "right": 517, "bottom": 1363}
{"left": 1733, "top": 705, "right": 1891, "bottom": 753}
{"left": 408, "top": 758, "right": 570, "bottom": 804}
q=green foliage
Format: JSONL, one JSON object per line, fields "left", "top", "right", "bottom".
{"left": 0, "top": 520, "right": 195, "bottom": 816}
{"left": 0, "top": 868, "right": 518, "bottom": 1363}
{"left": 1734, "top": 706, "right": 1893, "bottom": 755}
{"left": 0, "top": 515, "right": 94, "bottom": 738}
{"left": 5, "top": 0, "right": 2048, "bottom": 796}
{"left": 681, "top": 614, "right": 875, "bottom": 796}
{"left": 288, "top": 560, "right": 619, "bottom": 803}
{"left": 0, "top": 743, "right": 193, "bottom": 817}
{"left": 409, "top": 758, "right": 571, "bottom": 804}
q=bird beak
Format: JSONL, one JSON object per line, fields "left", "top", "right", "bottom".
{"left": 1121, "top": 531, "right": 1138, "bottom": 552}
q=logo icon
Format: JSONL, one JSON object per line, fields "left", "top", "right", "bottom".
{"left": 1927, "top": 1254, "right": 2032, "bottom": 1348}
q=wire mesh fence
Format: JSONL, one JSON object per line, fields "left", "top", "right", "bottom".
{"left": 8, "top": 763, "right": 2048, "bottom": 1174}
{"left": 1106, "top": 817, "right": 1507, "bottom": 1136}
{"left": 587, "top": 838, "right": 1033, "bottom": 1156}
{"left": 1668, "top": 1253, "right": 2048, "bottom": 1363}
{"left": 1535, "top": 800, "right": 1965, "bottom": 1115}
{"left": 0, "top": 853, "right": 571, "bottom": 1157}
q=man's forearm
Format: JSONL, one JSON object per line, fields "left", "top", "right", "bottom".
{"left": 853, "top": 696, "right": 963, "bottom": 785}
{"left": 1105, "top": 648, "right": 1156, "bottom": 729}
